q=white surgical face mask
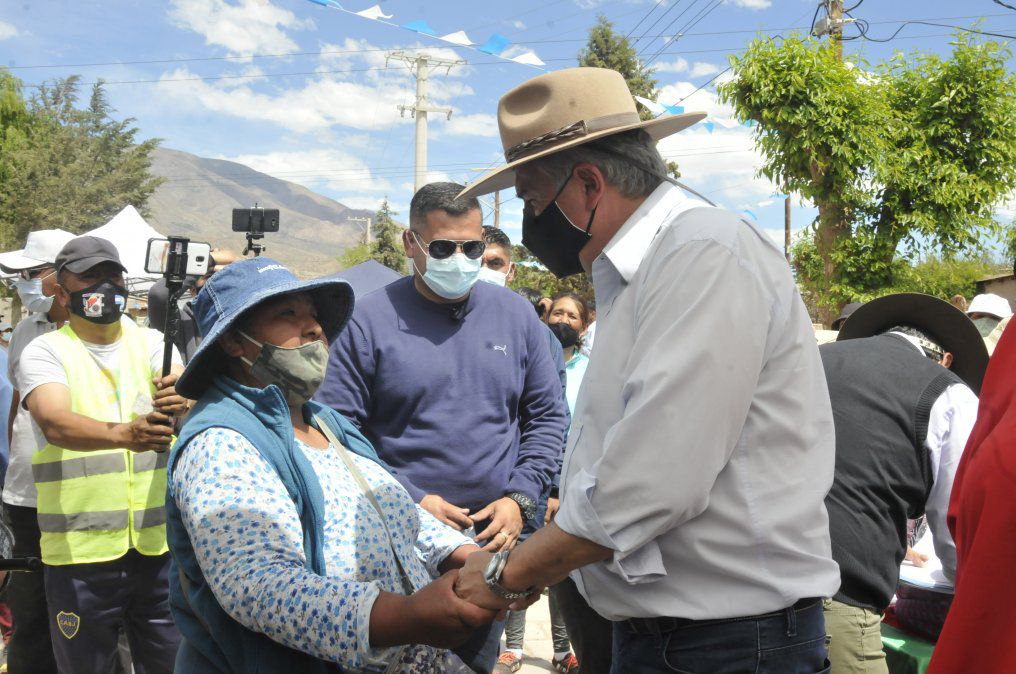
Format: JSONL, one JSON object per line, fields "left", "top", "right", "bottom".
{"left": 476, "top": 266, "right": 508, "bottom": 287}
{"left": 13, "top": 272, "right": 56, "bottom": 314}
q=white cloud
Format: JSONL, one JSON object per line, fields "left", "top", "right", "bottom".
{"left": 444, "top": 113, "right": 498, "bottom": 138}
{"left": 654, "top": 79, "right": 778, "bottom": 204}
{"left": 220, "top": 148, "right": 394, "bottom": 195}
{"left": 690, "top": 62, "right": 721, "bottom": 77}
{"left": 0, "top": 21, "right": 17, "bottom": 41}
{"left": 157, "top": 66, "right": 414, "bottom": 133}
{"left": 655, "top": 58, "right": 689, "bottom": 74}
{"left": 153, "top": 33, "right": 479, "bottom": 137}
{"left": 168, "top": 0, "right": 314, "bottom": 57}
{"left": 726, "top": 0, "right": 772, "bottom": 8}
{"left": 512, "top": 20, "right": 527, "bottom": 30}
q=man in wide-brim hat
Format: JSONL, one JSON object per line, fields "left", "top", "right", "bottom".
{"left": 454, "top": 66, "right": 841, "bottom": 674}
{"left": 819, "top": 293, "right": 985, "bottom": 672}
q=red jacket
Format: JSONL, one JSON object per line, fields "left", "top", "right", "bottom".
{"left": 929, "top": 320, "right": 1016, "bottom": 673}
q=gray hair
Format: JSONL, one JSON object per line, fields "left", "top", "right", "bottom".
{"left": 409, "top": 182, "right": 481, "bottom": 230}
{"left": 530, "top": 129, "right": 668, "bottom": 199}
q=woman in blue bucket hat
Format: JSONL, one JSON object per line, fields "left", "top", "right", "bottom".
{"left": 165, "top": 257, "right": 496, "bottom": 673}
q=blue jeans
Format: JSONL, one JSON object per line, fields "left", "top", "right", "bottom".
{"left": 611, "top": 599, "right": 830, "bottom": 674}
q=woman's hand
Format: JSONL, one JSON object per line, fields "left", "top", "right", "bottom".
{"left": 370, "top": 571, "right": 500, "bottom": 649}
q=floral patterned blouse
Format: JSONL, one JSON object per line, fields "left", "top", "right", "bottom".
{"left": 170, "top": 427, "right": 472, "bottom": 672}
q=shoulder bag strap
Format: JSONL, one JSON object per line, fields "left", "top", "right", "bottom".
{"left": 313, "top": 415, "right": 415, "bottom": 596}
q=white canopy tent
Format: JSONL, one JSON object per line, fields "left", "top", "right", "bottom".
{"left": 85, "top": 205, "right": 165, "bottom": 297}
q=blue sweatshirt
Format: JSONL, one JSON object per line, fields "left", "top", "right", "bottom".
{"left": 316, "top": 276, "right": 567, "bottom": 511}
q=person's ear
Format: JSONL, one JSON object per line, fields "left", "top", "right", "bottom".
{"left": 54, "top": 283, "right": 71, "bottom": 310}
{"left": 218, "top": 330, "right": 246, "bottom": 358}
{"left": 573, "top": 163, "right": 606, "bottom": 210}
{"left": 940, "top": 352, "right": 954, "bottom": 370}
{"left": 507, "top": 261, "right": 517, "bottom": 284}
{"left": 402, "top": 230, "right": 414, "bottom": 259}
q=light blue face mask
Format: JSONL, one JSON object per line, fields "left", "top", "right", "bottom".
{"left": 415, "top": 253, "right": 482, "bottom": 300}
{"left": 13, "top": 275, "right": 55, "bottom": 314}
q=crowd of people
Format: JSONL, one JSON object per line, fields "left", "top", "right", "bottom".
{"left": 0, "top": 65, "right": 1012, "bottom": 674}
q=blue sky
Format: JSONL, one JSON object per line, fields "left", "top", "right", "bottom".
{"left": 2, "top": 0, "right": 1015, "bottom": 248}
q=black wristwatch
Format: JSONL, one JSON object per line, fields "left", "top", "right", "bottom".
{"left": 483, "top": 549, "right": 537, "bottom": 601}
{"left": 506, "top": 492, "right": 537, "bottom": 522}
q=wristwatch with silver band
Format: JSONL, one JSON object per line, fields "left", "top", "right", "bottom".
{"left": 483, "top": 549, "right": 537, "bottom": 601}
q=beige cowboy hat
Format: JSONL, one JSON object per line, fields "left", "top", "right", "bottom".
{"left": 459, "top": 67, "right": 706, "bottom": 198}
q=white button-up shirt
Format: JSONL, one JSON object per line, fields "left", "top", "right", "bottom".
{"left": 890, "top": 333, "right": 979, "bottom": 580}
{"left": 555, "top": 182, "right": 842, "bottom": 621}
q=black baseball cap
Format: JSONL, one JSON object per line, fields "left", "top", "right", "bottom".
{"left": 54, "top": 236, "right": 127, "bottom": 275}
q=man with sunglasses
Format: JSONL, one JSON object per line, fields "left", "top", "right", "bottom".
{"left": 0, "top": 228, "right": 75, "bottom": 674}
{"left": 317, "top": 181, "right": 567, "bottom": 674}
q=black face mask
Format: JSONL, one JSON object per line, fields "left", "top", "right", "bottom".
{"left": 69, "top": 280, "right": 127, "bottom": 325}
{"left": 522, "top": 174, "right": 597, "bottom": 279}
{"left": 548, "top": 321, "right": 580, "bottom": 349}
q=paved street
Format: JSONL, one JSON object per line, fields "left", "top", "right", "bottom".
{"left": 503, "top": 595, "right": 559, "bottom": 674}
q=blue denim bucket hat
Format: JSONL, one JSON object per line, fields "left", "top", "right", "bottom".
{"left": 175, "top": 257, "right": 354, "bottom": 400}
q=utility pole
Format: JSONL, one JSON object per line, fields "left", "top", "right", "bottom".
{"left": 349, "top": 216, "right": 372, "bottom": 245}
{"left": 784, "top": 196, "right": 792, "bottom": 263}
{"left": 494, "top": 191, "right": 501, "bottom": 228}
{"left": 828, "top": 0, "right": 843, "bottom": 60}
{"left": 387, "top": 51, "right": 466, "bottom": 194}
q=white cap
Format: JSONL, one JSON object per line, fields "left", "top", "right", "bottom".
{"left": 0, "top": 229, "right": 76, "bottom": 273}
{"left": 967, "top": 293, "right": 1013, "bottom": 320}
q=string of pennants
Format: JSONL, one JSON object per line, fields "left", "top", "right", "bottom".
{"left": 305, "top": 1, "right": 547, "bottom": 68}
{"left": 632, "top": 95, "right": 757, "bottom": 135}
{"left": 304, "top": 1, "right": 790, "bottom": 221}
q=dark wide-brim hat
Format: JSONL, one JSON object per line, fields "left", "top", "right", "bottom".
{"left": 459, "top": 67, "right": 706, "bottom": 198}
{"left": 175, "top": 257, "right": 354, "bottom": 400}
{"left": 837, "top": 292, "right": 989, "bottom": 392}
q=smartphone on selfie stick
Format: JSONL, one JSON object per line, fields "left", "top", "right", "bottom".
{"left": 145, "top": 237, "right": 211, "bottom": 377}
{"left": 233, "top": 206, "right": 279, "bottom": 257}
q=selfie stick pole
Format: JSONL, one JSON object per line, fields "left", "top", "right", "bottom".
{"left": 161, "top": 237, "right": 190, "bottom": 378}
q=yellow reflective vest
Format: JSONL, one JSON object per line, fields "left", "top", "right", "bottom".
{"left": 32, "top": 320, "right": 169, "bottom": 565}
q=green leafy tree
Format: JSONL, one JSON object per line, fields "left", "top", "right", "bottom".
{"left": 792, "top": 234, "right": 1005, "bottom": 315}
{"left": 578, "top": 15, "right": 680, "bottom": 177}
{"left": 0, "top": 70, "right": 33, "bottom": 249}
{"left": 338, "top": 242, "right": 372, "bottom": 270}
{"left": 367, "top": 199, "right": 407, "bottom": 274}
{"left": 579, "top": 15, "right": 659, "bottom": 122}
{"left": 338, "top": 200, "right": 407, "bottom": 274}
{"left": 0, "top": 73, "right": 163, "bottom": 249}
{"left": 721, "top": 33, "right": 1016, "bottom": 321}
{"left": 508, "top": 244, "right": 593, "bottom": 301}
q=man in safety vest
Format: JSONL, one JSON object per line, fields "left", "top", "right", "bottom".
{"left": 19, "top": 236, "right": 186, "bottom": 674}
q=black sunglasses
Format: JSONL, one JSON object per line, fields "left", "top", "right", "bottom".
{"left": 412, "top": 232, "right": 486, "bottom": 260}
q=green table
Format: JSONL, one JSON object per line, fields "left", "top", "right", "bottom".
{"left": 881, "top": 623, "right": 935, "bottom": 674}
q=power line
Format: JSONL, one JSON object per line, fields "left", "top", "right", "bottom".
{"left": 644, "top": 0, "right": 725, "bottom": 67}
{"left": 993, "top": 0, "right": 1016, "bottom": 11}
{"left": 851, "top": 19, "right": 1016, "bottom": 42}
{"left": 12, "top": 30, "right": 974, "bottom": 89}
{"left": 625, "top": 0, "right": 667, "bottom": 42}
{"left": 637, "top": 0, "right": 702, "bottom": 56}
{"left": 5, "top": 13, "right": 1012, "bottom": 71}
{"left": 633, "top": 0, "right": 691, "bottom": 49}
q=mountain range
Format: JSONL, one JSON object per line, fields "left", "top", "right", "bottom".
{"left": 145, "top": 147, "right": 376, "bottom": 277}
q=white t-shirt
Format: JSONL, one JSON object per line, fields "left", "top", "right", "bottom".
{"left": 4, "top": 318, "right": 181, "bottom": 508}
{"left": 4, "top": 313, "right": 60, "bottom": 508}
